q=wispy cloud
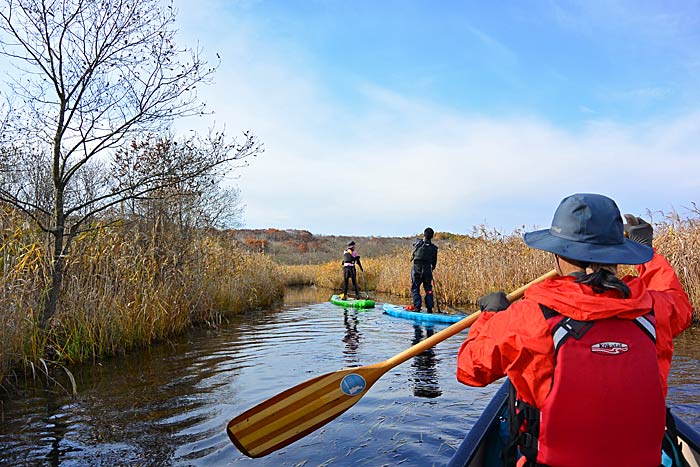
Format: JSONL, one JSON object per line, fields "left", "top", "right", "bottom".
{"left": 171, "top": 0, "right": 700, "bottom": 236}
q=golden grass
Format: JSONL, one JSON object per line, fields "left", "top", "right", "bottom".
{"left": 0, "top": 210, "right": 283, "bottom": 383}
{"left": 3, "top": 208, "right": 699, "bottom": 387}
{"left": 282, "top": 224, "right": 700, "bottom": 320}
{"left": 654, "top": 216, "right": 700, "bottom": 312}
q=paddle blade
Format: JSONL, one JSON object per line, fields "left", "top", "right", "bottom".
{"left": 227, "top": 365, "right": 384, "bottom": 458}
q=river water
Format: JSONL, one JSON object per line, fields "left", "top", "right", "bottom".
{"left": 1, "top": 286, "right": 699, "bottom": 467}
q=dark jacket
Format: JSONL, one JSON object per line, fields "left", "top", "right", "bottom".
{"left": 412, "top": 240, "right": 438, "bottom": 270}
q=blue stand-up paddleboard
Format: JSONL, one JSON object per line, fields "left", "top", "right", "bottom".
{"left": 382, "top": 303, "right": 468, "bottom": 323}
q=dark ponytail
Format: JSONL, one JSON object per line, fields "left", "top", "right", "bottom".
{"left": 575, "top": 269, "right": 631, "bottom": 298}
{"left": 560, "top": 256, "right": 631, "bottom": 298}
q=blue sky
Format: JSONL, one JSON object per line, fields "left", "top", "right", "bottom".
{"left": 172, "top": 0, "right": 700, "bottom": 236}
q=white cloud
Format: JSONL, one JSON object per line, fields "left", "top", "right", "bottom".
{"left": 171, "top": 1, "right": 700, "bottom": 236}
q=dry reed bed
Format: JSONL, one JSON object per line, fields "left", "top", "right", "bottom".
{"left": 282, "top": 226, "right": 700, "bottom": 320}
{"left": 0, "top": 212, "right": 283, "bottom": 384}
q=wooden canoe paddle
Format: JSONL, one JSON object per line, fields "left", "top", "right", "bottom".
{"left": 227, "top": 269, "right": 558, "bottom": 458}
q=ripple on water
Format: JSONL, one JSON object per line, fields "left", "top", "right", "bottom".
{"left": 1, "top": 296, "right": 699, "bottom": 467}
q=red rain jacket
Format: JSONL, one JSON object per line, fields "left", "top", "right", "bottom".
{"left": 457, "top": 253, "right": 693, "bottom": 465}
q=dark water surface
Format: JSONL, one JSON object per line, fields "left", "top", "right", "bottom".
{"left": 1, "top": 287, "right": 699, "bottom": 467}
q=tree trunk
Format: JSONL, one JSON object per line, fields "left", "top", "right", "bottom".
{"left": 42, "top": 242, "right": 64, "bottom": 328}
{"left": 41, "top": 183, "right": 65, "bottom": 328}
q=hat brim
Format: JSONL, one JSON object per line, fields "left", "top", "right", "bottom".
{"left": 523, "top": 229, "right": 653, "bottom": 265}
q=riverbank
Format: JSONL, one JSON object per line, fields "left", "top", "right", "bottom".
{"left": 281, "top": 220, "right": 700, "bottom": 321}
{"left": 3, "top": 209, "right": 698, "bottom": 389}
{"left": 0, "top": 209, "right": 284, "bottom": 386}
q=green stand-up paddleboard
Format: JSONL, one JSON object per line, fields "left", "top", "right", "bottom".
{"left": 330, "top": 294, "right": 375, "bottom": 308}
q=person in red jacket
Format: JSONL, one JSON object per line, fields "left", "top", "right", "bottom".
{"left": 457, "top": 193, "right": 693, "bottom": 467}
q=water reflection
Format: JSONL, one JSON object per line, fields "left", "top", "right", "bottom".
{"left": 342, "top": 308, "right": 362, "bottom": 366}
{"left": 283, "top": 284, "right": 331, "bottom": 305}
{"left": 410, "top": 324, "right": 442, "bottom": 398}
{"left": 0, "top": 291, "right": 697, "bottom": 467}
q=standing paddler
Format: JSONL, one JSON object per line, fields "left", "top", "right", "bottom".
{"left": 408, "top": 227, "right": 439, "bottom": 313}
{"left": 340, "top": 240, "right": 363, "bottom": 300}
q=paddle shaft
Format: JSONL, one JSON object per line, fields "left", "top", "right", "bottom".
{"left": 432, "top": 276, "right": 442, "bottom": 313}
{"left": 227, "top": 268, "right": 558, "bottom": 457}
{"left": 384, "top": 269, "right": 557, "bottom": 368}
{"left": 359, "top": 268, "right": 369, "bottom": 298}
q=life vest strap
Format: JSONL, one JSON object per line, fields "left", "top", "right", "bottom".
{"left": 540, "top": 305, "right": 594, "bottom": 355}
{"left": 634, "top": 314, "right": 657, "bottom": 342}
{"left": 503, "top": 385, "right": 541, "bottom": 467}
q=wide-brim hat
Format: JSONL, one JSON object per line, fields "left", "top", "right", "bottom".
{"left": 523, "top": 193, "right": 653, "bottom": 265}
{"left": 347, "top": 240, "right": 356, "bottom": 247}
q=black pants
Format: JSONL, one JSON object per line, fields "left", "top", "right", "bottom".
{"left": 343, "top": 266, "right": 360, "bottom": 298}
{"left": 411, "top": 264, "right": 434, "bottom": 310}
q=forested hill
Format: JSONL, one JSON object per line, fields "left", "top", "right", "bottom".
{"left": 223, "top": 228, "right": 414, "bottom": 264}
{"left": 223, "top": 228, "right": 473, "bottom": 265}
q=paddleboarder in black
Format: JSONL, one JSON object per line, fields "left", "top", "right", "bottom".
{"left": 340, "top": 241, "right": 363, "bottom": 300}
{"left": 409, "top": 228, "right": 438, "bottom": 313}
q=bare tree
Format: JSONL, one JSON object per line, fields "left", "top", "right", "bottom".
{"left": 0, "top": 0, "right": 262, "bottom": 327}
{"left": 115, "top": 131, "right": 248, "bottom": 235}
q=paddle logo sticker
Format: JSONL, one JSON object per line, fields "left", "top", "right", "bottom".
{"left": 591, "top": 342, "right": 629, "bottom": 355}
{"left": 340, "top": 373, "right": 366, "bottom": 396}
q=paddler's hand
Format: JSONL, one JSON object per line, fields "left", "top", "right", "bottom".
{"left": 478, "top": 291, "right": 510, "bottom": 312}
{"left": 623, "top": 214, "right": 653, "bottom": 247}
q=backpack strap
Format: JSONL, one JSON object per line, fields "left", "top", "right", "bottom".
{"left": 502, "top": 379, "right": 542, "bottom": 467}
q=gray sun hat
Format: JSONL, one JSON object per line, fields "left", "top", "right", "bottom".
{"left": 523, "top": 193, "right": 653, "bottom": 265}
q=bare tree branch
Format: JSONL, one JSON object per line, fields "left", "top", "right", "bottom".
{"left": 0, "top": 0, "right": 260, "bottom": 327}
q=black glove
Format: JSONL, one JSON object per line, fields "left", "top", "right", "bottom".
{"left": 623, "top": 214, "right": 653, "bottom": 247}
{"left": 478, "top": 291, "right": 510, "bottom": 312}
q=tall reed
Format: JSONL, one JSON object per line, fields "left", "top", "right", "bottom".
{"left": 0, "top": 210, "right": 284, "bottom": 384}
{"left": 653, "top": 212, "right": 700, "bottom": 315}
{"left": 282, "top": 229, "right": 551, "bottom": 306}
{"left": 282, "top": 225, "right": 700, "bottom": 320}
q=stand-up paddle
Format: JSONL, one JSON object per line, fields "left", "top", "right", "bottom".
{"left": 227, "top": 269, "right": 558, "bottom": 458}
{"left": 432, "top": 276, "right": 442, "bottom": 313}
{"left": 359, "top": 268, "right": 369, "bottom": 299}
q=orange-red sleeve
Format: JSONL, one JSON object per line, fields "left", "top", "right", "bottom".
{"left": 456, "top": 300, "right": 556, "bottom": 406}
{"left": 636, "top": 252, "right": 693, "bottom": 338}
{"left": 456, "top": 310, "right": 506, "bottom": 386}
{"left": 636, "top": 252, "right": 693, "bottom": 396}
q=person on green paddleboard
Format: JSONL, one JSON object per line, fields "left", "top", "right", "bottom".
{"left": 340, "top": 241, "right": 363, "bottom": 300}
{"left": 408, "top": 228, "right": 438, "bottom": 313}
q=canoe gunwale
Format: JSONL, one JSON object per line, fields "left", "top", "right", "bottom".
{"left": 447, "top": 379, "right": 511, "bottom": 467}
{"left": 675, "top": 414, "right": 700, "bottom": 467}
{"left": 447, "top": 379, "right": 700, "bottom": 467}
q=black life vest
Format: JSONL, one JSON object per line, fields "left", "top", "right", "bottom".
{"left": 342, "top": 249, "right": 356, "bottom": 266}
{"left": 413, "top": 241, "right": 436, "bottom": 264}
